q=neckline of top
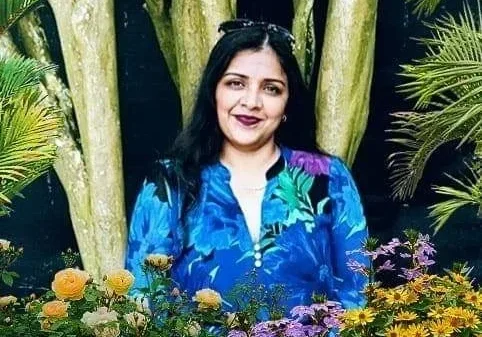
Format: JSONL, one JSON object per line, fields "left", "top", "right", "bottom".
{"left": 208, "top": 145, "right": 292, "bottom": 182}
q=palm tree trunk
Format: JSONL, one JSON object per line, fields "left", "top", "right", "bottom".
{"left": 314, "top": 0, "right": 378, "bottom": 166}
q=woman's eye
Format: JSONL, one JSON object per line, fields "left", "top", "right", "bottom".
{"left": 227, "top": 80, "right": 244, "bottom": 89}
{"left": 264, "top": 85, "right": 281, "bottom": 95}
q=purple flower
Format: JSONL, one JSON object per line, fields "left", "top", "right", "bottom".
{"left": 399, "top": 267, "right": 423, "bottom": 280}
{"left": 347, "top": 259, "right": 368, "bottom": 276}
{"left": 323, "top": 315, "right": 341, "bottom": 329}
{"left": 414, "top": 253, "right": 435, "bottom": 267}
{"left": 290, "top": 305, "right": 315, "bottom": 319}
{"left": 416, "top": 240, "right": 436, "bottom": 257}
{"left": 380, "top": 238, "right": 402, "bottom": 254}
{"left": 376, "top": 259, "right": 395, "bottom": 272}
{"left": 289, "top": 151, "right": 330, "bottom": 176}
{"left": 399, "top": 253, "right": 412, "bottom": 258}
{"left": 251, "top": 322, "right": 275, "bottom": 337}
{"left": 227, "top": 331, "right": 248, "bottom": 337}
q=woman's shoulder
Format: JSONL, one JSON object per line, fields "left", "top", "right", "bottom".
{"left": 143, "top": 158, "right": 181, "bottom": 202}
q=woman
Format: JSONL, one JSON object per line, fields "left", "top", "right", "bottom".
{"left": 126, "top": 19, "right": 368, "bottom": 312}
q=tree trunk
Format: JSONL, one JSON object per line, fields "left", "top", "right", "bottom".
{"left": 16, "top": 12, "right": 100, "bottom": 278}
{"left": 32, "top": 0, "right": 127, "bottom": 281}
{"left": 292, "top": 0, "right": 315, "bottom": 85}
{"left": 145, "top": 0, "right": 236, "bottom": 125}
{"left": 315, "top": 0, "right": 377, "bottom": 166}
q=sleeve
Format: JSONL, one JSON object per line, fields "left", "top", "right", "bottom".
{"left": 328, "top": 157, "right": 369, "bottom": 309}
{"left": 125, "top": 161, "right": 183, "bottom": 295}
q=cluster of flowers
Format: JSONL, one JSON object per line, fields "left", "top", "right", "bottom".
{"left": 342, "top": 230, "right": 482, "bottom": 337}
{"left": 0, "top": 241, "right": 224, "bottom": 337}
{"left": 1, "top": 231, "right": 481, "bottom": 337}
{"left": 227, "top": 301, "right": 343, "bottom": 337}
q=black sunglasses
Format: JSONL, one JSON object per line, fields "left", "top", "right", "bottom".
{"left": 218, "top": 19, "right": 295, "bottom": 49}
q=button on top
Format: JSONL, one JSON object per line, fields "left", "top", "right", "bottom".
{"left": 253, "top": 243, "right": 261, "bottom": 251}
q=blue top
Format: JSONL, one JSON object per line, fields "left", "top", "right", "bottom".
{"left": 126, "top": 146, "right": 368, "bottom": 312}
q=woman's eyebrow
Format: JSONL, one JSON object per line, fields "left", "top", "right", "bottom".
{"left": 222, "top": 72, "right": 287, "bottom": 87}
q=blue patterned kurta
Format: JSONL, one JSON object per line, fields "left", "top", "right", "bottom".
{"left": 126, "top": 146, "right": 368, "bottom": 312}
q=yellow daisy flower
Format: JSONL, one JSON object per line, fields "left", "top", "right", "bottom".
{"left": 395, "top": 310, "right": 418, "bottom": 322}
{"left": 405, "top": 290, "right": 419, "bottom": 304}
{"left": 427, "top": 305, "right": 447, "bottom": 319}
{"left": 385, "top": 288, "right": 409, "bottom": 306}
{"left": 385, "top": 324, "right": 405, "bottom": 337}
{"left": 464, "top": 291, "right": 482, "bottom": 307}
{"left": 450, "top": 272, "right": 468, "bottom": 284}
{"left": 405, "top": 323, "right": 429, "bottom": 337}
{"left": 460, "top": 309, "right": 481, "bottom": 329}
{"left": 427, "top": 319, "right": 455, "bottom": 337}
{"left": 344, "top": 308, "right": 376, "bottom": 326}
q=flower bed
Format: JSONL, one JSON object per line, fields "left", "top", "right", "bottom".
{"left": 0, "top": 231, "right": 480, "bottom": 336}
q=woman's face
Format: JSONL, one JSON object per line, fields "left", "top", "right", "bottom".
{"left": 215, "top": 47, "right": 289, "bottom": 151}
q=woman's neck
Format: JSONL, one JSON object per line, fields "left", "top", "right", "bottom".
{"left": 220, "top": 141, "right": 280, "bottom": 178}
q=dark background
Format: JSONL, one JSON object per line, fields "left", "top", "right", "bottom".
{"left": 0, "top": 0, "right": 480, "bottom": 295}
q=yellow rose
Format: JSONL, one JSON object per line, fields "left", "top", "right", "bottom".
{"left": 104, "top": 269, "right": 134, "bottom": 296}
{"left": 41, "top": 300, "right": 68, "bottom": 319}
{"left": 51, "top": 268, "right": 90, "bottom": 300}
{"left": 0, "top": 239, "right": 11, "bottom": 251}
{"left": 144, "top": 254, "right": 173, "bottom": 271}
{"left": 192, "top": 288, "right": 222, "bottom": 311}
{"left": 0, "top": 295, "right": 17, "bottom": 308}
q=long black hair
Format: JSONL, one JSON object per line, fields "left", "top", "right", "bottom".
{"left": 169, "top": 23, "right": 319, "bottom": 210}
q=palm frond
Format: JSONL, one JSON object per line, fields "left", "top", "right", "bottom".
{"left": 428, "top": 160, "right": 482, "bottom": 233}
{"left": 0, "top": 0, "right": 43, "bottom": 34}
{"left": 405, "top": 0, "right": 444, "bottom": 17}
{"left": 387, "top": 110, "right": 475, "bottom": 199}
{"left": 0, "top": 56, "right": 61, "bottom": 215}
{"left": 399, "top": 4, "right": 482, "bottom": 111}
{"left": 389, "top": 2, "right": 482, "bottom": 200}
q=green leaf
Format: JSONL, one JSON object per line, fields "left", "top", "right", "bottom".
{"left": 0, "top": 0, "right": 43, "bottom": 34}
{"left": 405, "top": 0, "right": 443, "bottom": 17}
{"left": 1, "top": 271, "right": 13, "bottom": 286}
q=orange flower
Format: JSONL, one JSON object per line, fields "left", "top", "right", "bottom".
{"left": 41, "top": 300, "right": 68, "bottom": 319}
{"left": 51, "top": 268, "right": 90, "bottom": 300}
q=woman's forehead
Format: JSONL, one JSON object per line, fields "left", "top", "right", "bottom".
{"left": 224, "top": 47, "right": 287, "bottom": 81}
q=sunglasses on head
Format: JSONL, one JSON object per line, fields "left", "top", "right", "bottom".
{"left": 218, "top": 19, "right": 295, "bottom": 49}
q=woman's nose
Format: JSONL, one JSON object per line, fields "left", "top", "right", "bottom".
{"left": 240, "top": 88, "right": 262, "bottom": 109}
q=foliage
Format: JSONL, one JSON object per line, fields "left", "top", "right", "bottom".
{"left": 388, "top": 1, "right": 482, "bottom": 230}
{"left": 0, "top": 56, "right": 60, "bottom": 216}
{"left": 428, "top": 162, "right": 482, "bottom": 232}
{"left": 340, "top": 230, "right": 482, "bottom": 337}
{"left": 0, "top": 245, "right": 227, "bottom": 336}
{"left": 0, "top": 232, "right": 481, "bottom": 336}
{"left": 405, "top": 0, "right": 444, "bottom": 17}
{"left": 0, "top": 0, "right": 42, "bottom": 34}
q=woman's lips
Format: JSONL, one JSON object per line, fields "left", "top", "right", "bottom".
{"left": 234, "top": 114, "right": 262, "bottom": 126}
